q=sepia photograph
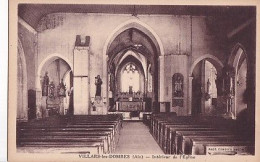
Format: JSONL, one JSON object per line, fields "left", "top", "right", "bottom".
{"left": 8, "top": 0, "right": 259, "bottom": 161}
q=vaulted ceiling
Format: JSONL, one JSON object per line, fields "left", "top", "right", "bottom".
{"left": 108, "top": 28, "right": 157, "bottom": 61}
{"left": 19, "top": 4, "right": 255, "bottom": 32}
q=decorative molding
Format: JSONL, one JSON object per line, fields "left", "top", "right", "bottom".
{"left": 163, "top": 52, "right": 190, "bottom": 56}
{"left": 18, "top": 17, "right": 37, "bottom": 35}
{"left": 74, "top": 46, "right": 90, "bottom": 51}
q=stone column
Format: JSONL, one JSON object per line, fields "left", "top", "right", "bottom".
{"left": 36, "top": 89, "right": 43, "bottom": 119}
{"left": 41, "top": 96, "right": 47, "bottom": 117}
{"left": 200, "top": 60, "right": 206, "bottom": 114}
{"left": 73, "top": 36, "right": 90, "bottom": 115}
{"left": 187, "top": 76, "right": 193, "bottom": 115}
{"left": 159, "top": 56, "right": 165, "bottom": 102}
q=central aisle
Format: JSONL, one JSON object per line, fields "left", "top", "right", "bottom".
{"left": 115, "top": 122, "right": 164, "bottom": 154}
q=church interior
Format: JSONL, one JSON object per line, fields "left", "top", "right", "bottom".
{"left": 16, "top": 4, "right": 256, "bottom": 155}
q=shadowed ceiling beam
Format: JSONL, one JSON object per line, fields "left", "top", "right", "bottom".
{"left": 227, "top": 18, "right": 255, "bottom": 39}
{"left": 18, "top": 17, "right": 37, "bottom": 35}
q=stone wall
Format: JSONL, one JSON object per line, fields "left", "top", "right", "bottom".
{"left": 33, "top": 13, "right": 226, "bottom": 116}
{"left": 18, "top": 21, "right": 37, "bottom": 120}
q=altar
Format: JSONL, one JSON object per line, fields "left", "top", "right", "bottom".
{"left": 116, "top": 101, "right": 145, "bottom": 112}
{"left": 113, "top": 91, "right": 148, "bottom": 120}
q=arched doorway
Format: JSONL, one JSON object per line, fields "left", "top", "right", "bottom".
{"left": 106, "top": 24, "right": 161, "bottom": 114}
{"left": 190, "top": 57, "right": 223, "bottom": 116}
{"left": 36, "top": 55, "right": 73, "bottom": 118}
{"left": 228, "top": 44, "right": 248, "bottom": 118}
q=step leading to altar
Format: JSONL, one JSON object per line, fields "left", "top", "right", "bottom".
{"left": 108, "top": 112, "right": 152, "bottom": 121}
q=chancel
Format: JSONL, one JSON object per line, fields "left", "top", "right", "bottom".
{"left": 16, "top": 4, "right": 255, "bottom": 155}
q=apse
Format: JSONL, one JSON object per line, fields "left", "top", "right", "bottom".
{"left": 121, "top": 63, "right": 140, "bottom": 93}
{"left": 117, "top": 55, "right": 145, "bottom": 94}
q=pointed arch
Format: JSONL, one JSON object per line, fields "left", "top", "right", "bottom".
{"left": 102, "top": 18, "right": 164, "bottom": 102}
{"left": 228, "top": 43, "right": 248, "bottom": 69}
{"left": 189, "top": 54, "right": 224, "bottom": 76}
{"left": 188, "top": 54, "right": 224, "bottom": 115}
{"left": 36, "top": 53, "right": 73, "bottom": 90}
{"left": 103, "top": 18, "right": 165, "bottom": 57}
{"left": 115, "top": 50, "right": 147, "bottom": 78}
{"left": 228, "top": 43, "right": 248, "bottom": 119}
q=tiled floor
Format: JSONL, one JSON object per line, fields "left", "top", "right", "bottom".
{"left": 115, "top": 122, "right": 164, "bottom": 154}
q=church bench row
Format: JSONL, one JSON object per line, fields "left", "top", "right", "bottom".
{"left": 19, "top": 126, "right": 117, "bottom": 137}
{"left": 18, "top": 120, "right": 122, "bottom": 135}
{"left": 17, "top": 114, "right": 123, "bottom": 127}
{"left": 175, "top": 130, "right": 234, "bottom": 154}
{"left": 19, "top": 130, "right": 114, "bottom": 151}
{"left": 154, "top": 119, "right": 236, "bottom": 155}
{"left": 152, "top": 115, "right": 214, "bottom": 146}
{"left": 180, "top": 135, "right": 252, "bottom": 155}
{"left": 18, "top": 127, "right": 114, "bottom": 154}
{"left": 187, "top": 137, "right": 253, "bottom": 155}
{"left": 151, "top": 115, "right": 227, "bottom": 143}
{"left": 18, "top": 127, "right": 117, "bottom": 152}
{"left": 18, "top": 141, "right": 104, "bottom": 154}
{"left": 150, "top": 114, "right": 253, "bottom": 155}
{"left": 17, "top": 115, "right": 122, "bottom": 154}
{"left": 165, "top": 127, "right": 220, "bottom": 154}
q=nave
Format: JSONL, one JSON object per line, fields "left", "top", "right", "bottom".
{"left": 17, "top": 113, "right": 254, "bottom": 155}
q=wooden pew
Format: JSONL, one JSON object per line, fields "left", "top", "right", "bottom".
{"left": 166, "top": 126, "right": 218, "bottom": 154}
{"left": 17, "top": 114, "right": 123, "bottom": 154}
{"left": 150, "top": 113, "right": 177, "bottom": 139}
{"left": 158, "top": 117, "right": 212, "bottom": 149}
{"left": 150, "top": 113, "right": 252, "bottom": 155}
{"left": 19, "top": 135, "right": 111, "bottom": 153}
{"left": 18, "top": 141, "right": 104, "bottom": 154}
{"left": 18, "top": 128, "right": 114, "bottom": 153}
{"left": 161, "top": 124, "right": 213, "bottom": 153}
{"left": 188, "top": 137, "right": 253, "bottom": 155}
{"left": 175, "top": 130, "right": 235, "bottom": 154}
{"left": 155, "top": 116, "right": 215, "bottom": 153}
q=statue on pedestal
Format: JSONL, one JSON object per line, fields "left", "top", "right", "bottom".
{"left": 67, "top": 87, "right": 74, "bottom": 115}
{"left": 95, "top": 75, "right": 102, "bottom": 97}
{"left": 221, "top": 65, "right": 235, "bottom": 115}
{"left": 42, "top": 72, "right": 49, "bottom": 96}
{"left": 49, "top": 81, "right": 55, "bottom": 99}
{"left": 57, "top": 79, "right": 66, "bottom": 97}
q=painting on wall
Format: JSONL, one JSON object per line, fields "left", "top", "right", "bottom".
{"left": 172, "top": 73, "right": 184, "bottom": 107}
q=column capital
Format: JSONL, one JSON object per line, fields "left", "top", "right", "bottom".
{"left": 74, "top": 46, "right": 89, "bottom": 51}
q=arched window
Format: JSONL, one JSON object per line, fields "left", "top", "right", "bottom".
{"left": 121, "top": 63, "right": 140, "bottom": 92}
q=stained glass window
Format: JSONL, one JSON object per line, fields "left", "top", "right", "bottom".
{"left": 121, "top": 63, "right": 140, "bottom": 92}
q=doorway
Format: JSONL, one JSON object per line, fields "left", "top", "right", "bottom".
{"left": 191, "top": 59, "right": 219, "bottom": 116}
